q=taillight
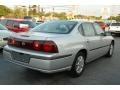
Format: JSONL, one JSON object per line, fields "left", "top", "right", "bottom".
{"left": 8, "top": 38, "right": 16, "bottom": 45}
{"left": 33, "top": 41, "right": 41, "bottom": 51}
{"left": 8, "top": 39, "right": 58, "bottom": 53}
{"left": 21, "top": 28, "right": 29, "bottom": 32}
{"left": 43, "top": 41, "right": 58, "bottom": 53}
{"left": 33, "top": 41, "right": 58, "bottom": 53}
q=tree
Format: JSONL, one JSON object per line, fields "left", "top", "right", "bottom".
{"left": 13, "top": 7, "right": 27, "bottom": 18}
{"left": 108, "top": 16, "right": 116, "bottom": 20}
{"left": 0, "top": 5, "right": 12, "bottom": 17}
{"left": 53, "top": 12, "right": 67, "bottom": 20}
{"left": 115, "top": 16, "right": 120, "bottom": 22}
{"left": 45, "top": 12, "right": 51, "bottom": 17}
{"left": 22, "top": 8, "right": 27, "bottom": 17}
{"left": 13, "top": 7, "right": 22, "bottom": 18}
{"left": 108, "top": 16, "right": 120, "bottom": 22}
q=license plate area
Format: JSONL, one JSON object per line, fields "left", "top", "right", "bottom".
{"left": 12, "top": 51, "right": 30, "bottom": 63}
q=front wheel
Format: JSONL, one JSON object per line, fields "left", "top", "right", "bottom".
{"left": 70, "top": 52, "right": 85, "bottom": 77}
{"left": 106, "top": 42, "right": 114, "bottom": 57}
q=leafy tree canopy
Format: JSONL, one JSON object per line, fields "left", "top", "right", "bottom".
{"left": 0, "top": 5, "right": 12, "bottom": 17}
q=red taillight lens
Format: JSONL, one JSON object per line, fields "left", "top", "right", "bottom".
{"left": 8, "top": 39, "right": 58, "bottom": 53}
{"left": 20, "top": 28, "right": 29, "bottom": 32}
{"left": 43, "top": 41, "right": 58, "bottom": 53}
{"left": 8, "top": 38, "right": 16, "bottom": 45}
{"left": 33, "top": 41, "right": 41, "bottom": 51}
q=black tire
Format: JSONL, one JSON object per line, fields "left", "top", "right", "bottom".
{"left": 70, "top": 52, "right": 85, "bottom": 77}
{"left": 115, "top": 33, "right": 118, "bottom": 37}
{"left": 106, "top": 42, "right": 114, "bottom": 57}
{"left": 0, "top": 48, "right": 3, "bottom": 53}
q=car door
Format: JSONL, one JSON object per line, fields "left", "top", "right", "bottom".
{"left": 93, "top": 23, "right": 110, "bottom": 56}
{"left": 81, "top": 22, "right": 103, "bottom": 62}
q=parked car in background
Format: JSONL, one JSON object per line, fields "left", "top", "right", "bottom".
{"left": 0, "top": 24, "right": 11, "bottom": 50}
{"left": 109, "top": 23, "right": 120, "bottom": 35}
{"left": 95, "top": 21, "right": 109, "bottom": 31}
{"left": 3, "top": 20, "right": 114, "bottom": 77}
{"left": 0, "top": 19, "right": 36, "bottom": 33}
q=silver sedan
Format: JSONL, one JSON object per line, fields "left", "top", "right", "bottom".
{"left": 3, "top": 20, "right": 114, "bottom": 77}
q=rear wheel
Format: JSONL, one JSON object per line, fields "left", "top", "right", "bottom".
{"left": 106, "top": 42, "right": 114, "bottom": 57}
{"left": 70, "top": 52, "right": 85, "bottom": 77}
{"left": 0, "top": 46, "right": 3, "bottom": 53}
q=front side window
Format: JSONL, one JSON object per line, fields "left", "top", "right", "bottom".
{"left": 82, "top": 23, "right": 95, "bottom": 36}
{"left": 93, "top": 23, "right": 104, "bottom": 35}
{"left": 31, "top": 21, "right": 77, "bottom": 34}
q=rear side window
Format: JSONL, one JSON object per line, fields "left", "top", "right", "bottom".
{"left": 93, "top": 23, "right": 104, "bottom": 35}
{"left": 13, "top": 21, "right": 19, "bottom": 28}
{"left": 31, "top": 21, "right": 77, "bottom": 34}
{"left": 82, "top": 23, "right": 95, "bottom": 36}
{"left": 111, "top": 23, "right": 120, "bottom": 26}
{"left": 6, "top": 20, "right": 14, "bottom": 27}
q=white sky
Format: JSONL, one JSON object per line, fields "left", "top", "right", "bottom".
{"left": 0, "top": 0, "right": 120, "bottom": 5}
{"left": 0, "top": 0, "right": 120, "bottom": 16}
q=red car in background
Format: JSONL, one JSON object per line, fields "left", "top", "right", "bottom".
{"left": 95, "top": 21, "right": 109, "bottom": 31}
{"left": 0, "top": 19, "right": 36, "bottom": 33}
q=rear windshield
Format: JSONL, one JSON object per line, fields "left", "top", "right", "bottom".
{"left": 20, "top": 21, "right": 36, "bottom": 28}
{"left": 0, "top": 24, "right": 7, "bottom": 30}
{"left": 111, "top": 23, "right": 120, "bottom": 26}
{"left": 31, "top": 21, "right": 77, "bottom": 34}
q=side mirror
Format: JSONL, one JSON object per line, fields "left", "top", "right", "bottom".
{"left": 100, "top": 32, "right": 106, "bottom": 36}
{"left": 105, "top": 31, "right": 112, "bottom": 36}
{"left": 100, "top": 31, "right": 112, "bottom": 36}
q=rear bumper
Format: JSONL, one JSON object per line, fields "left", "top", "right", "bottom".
{"left": 3, "top": 45, "right": 72, "bottom": 73}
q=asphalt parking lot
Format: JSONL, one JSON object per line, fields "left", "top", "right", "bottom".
{"left": 0, "top": 37, "right": 120, "bottom": 85}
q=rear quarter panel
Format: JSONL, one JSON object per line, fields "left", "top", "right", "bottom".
{"left": 46, "top": 30, "right": 87, "bottom": 65}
